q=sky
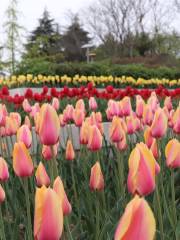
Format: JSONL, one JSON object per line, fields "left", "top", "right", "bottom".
{"left": 0, "top": 0, "right": 93, "bottom": 42}
{"left": 0, "top": 0, "right": 179, "bottom": 60}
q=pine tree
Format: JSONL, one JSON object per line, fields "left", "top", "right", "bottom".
{"left": 24, "top": 9, "right": 62, "bottom": 61}
{"left": 62, "top": 16, "right": 90, "bottom": 61}
{"left": 4, "top": 0, "right": 23, "bottom": 74}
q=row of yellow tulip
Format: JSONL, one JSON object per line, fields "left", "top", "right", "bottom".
{"left": 1, "top": 74, "right": 180, "bottom": 87}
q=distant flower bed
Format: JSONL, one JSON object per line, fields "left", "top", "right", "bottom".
{"left": 1, "top": 74, "right": 180, "bottom": 88}
{"left": 0, "top": 85, "right": 180, "bottom": 110}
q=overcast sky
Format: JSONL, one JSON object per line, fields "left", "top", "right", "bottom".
{"left": 0, "top": 0, "right": 93, "bottom": 40}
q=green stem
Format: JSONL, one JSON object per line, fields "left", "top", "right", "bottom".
{"left": 64, "top": 217, "right": 73, "bottom": 240}
{"left": 155, "top": 183, "right": 164, "bottom": 240}
{"left": 0, "top": 205, "right": 6, "bottom": 240}
{"left": 48, "top": 160, "right": 54, "bottom": 184}
{"left": 159, "top": 173, "right": 174, "bottom": 229}
{"left": 70, "top": 164, "right": 78, "bottom": 204}
{"left": 170, "top": 170, "right": 177, "bottom": 226}
{"left": 95, "top": 192, "right": 100, "bottom": 240}
{"left": 70, "top": 164, "right": 82, "bottom": 231}
{"left": 51, "top": 146, "right": 58, "bottom": 179}
{"left": 116, "top": 150, "right": 125, "bottom": 203}
{"left": 23, "top": 178, "right": 33, "bottom": 240}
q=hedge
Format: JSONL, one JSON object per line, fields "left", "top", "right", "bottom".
{"left": 16, "top": 60, "right": 180, "bottom": 79}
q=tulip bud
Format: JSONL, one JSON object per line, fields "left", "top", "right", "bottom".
{"left": 87, "top": 125, "right": 102, "bottom": 151}
{"left": 0, "top": 184, "right": 5, "bottom": 203}
{"left": 22, "top": 99, "right": 32, "bottom": 113}
{"left": 0, "top": 157, "right": 9, "bottom": 181}
{"left": 143, "top": 104, "right": 153, "bottom": 126}
{"left": 34, "top": 112, "right": 40, "bottom": 134}
{"left": 127, "top": 142, "right": 158, "bottom": 196}
{"left": 75, "top": 99, "right": 85, "bottom": 112}
{"left": 0, "top": 104, "right": 8, "bottom": 127}
{"left": 39, "top": 104, "right": 60, "bottom": 145}
{"left": 150, "top": 108, "right": 167, "bottom": 138}
{"left": 34, "top": 186, "right": 63, "bottom": 240}
{"left": 89, "top": 162, "right": 104, "bottom": 191}
{"left": 59, "top": 114, "right": 66, "bottom": 127}
{"left": 114, "top": 195, "right": 156, "bottom": 240}
{"left": 144, "top": 127, "right": 154, "bottom": 148}
{"left": 172, "top": 107, "right": 180, "bottom": 134}
{"left": 24, "top": 116, "right": 32, "bottom": 129}
{"left": 89, "top": 97, "right": 98, "bottom": 111}
{"left": 80, "top": 121, "right": 89, "bottom": 145}
{"left": 121, "top": 96, "right": 132, "bottom": 116}
{"left": 35, "top": 162, "right": 50, "bottom": 187}
{"left": 63, "top": 105, "right": 74, "bottom": 122}
{"left": 65, "top": 140, "right": 75, "bottom": 161}
{"left": 115, "top": 131, "right": 127, "bottom": 151}
{"left": 150, "top": 139, "right": 159, "bottom": 159}
{"left": 164, "top": 96, "right": 173, "bottom": 111}
{"left": 53, "top": 176, "right": 72, "bottom": 216}
{"left": 106, "top": 100, "right": 119, "bottom": 120}
{"left": 52, "top": 97, "right": 60, "bottom": 111}
{"left": 73, "top": 109, "right": 85, "bottom": 127}
{"left": 5, "top": 116, "right": 18, "bottom": 136}
{"left": 126, "top": 115, "right": 136, "bottom": 135}
{"left": 13, "top": 142, "right": 34, "bottom": 177}
{"left": 136, "top": 95, "right": 145, "bottom": 118}
{"left": 147, "top": 92, "right": 159, "bottom": 113}
{"left": 30, "top": 103, "right": 40, "bottom": 118}
{"left": 42, "top": 144, "right": 58, "bottom": 161}
{"left": 165, "top": 139, "right": 180, "bottom": 168}
{"left": 17, "top": 125, "right": 32, "bottom": 148}
{"left": 109, "top": 116, "right": 124, "bottom": 142}
{"left": 9, "top": 112, "right": 21, "bottom": 129}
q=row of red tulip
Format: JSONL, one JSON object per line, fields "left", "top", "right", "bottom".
{"left": 0, "top": 84, "right": 180, "bottom": 108}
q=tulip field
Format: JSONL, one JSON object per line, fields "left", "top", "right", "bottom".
{"left": 0, "top": 84, "right": 179, "bottom": 240}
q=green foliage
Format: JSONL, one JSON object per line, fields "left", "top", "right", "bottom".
{"left": 4, "top": 0, "right": 23, "bottom": 74}
{"left": 62, "top": 15, "right": 91, "bottom": 62}
{"left": 23, "top": 9, "right": 62, "bottom": 62}
{"left": 16, "top": 61, "right": 180, "bottom": 79}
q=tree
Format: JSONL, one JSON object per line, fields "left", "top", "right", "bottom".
{"left": 4, "top": 0, "right": 23, "bottom": 74}
{"left": 135, "top": 32, "right": 153, "bottom": 56}
{"left": 62, "top": 15, "right": 90, "bottom": 62}
{"left": 24, "top": 9, "right": 63, "bottom": 62}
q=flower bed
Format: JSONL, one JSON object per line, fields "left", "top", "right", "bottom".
{"left": 1, "top": 74, "right": 180, "bottom": 88}
{"left": 1, "top": 85, "right": 180, "bottom": 111}
{"left": 0, "top": 89, "right": 179, "bottom": 239}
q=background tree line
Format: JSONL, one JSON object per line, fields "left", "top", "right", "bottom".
{"left": 0, "top": 0, "right": 180, "bottom": 74}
